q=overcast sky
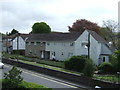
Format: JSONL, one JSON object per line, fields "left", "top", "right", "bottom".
{"left": 0, "top": 0, "right": 119, "bottom": 34}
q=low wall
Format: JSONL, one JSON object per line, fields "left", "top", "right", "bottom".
{"left": 2, "top": 58, "right": 120, "bottom": 89}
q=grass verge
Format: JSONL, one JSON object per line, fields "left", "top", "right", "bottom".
{"left": 1, "top": 79, "right": 51, "bottom": 89}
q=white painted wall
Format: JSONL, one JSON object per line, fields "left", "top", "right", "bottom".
{"left": 0, "top": 35, "right": 2, "bottom": 60}
{"left": 12, "top": 36, "right": 25, "bottom": 50}
{"left": 46, "top": 41, "right": 75, "bottom": 61}
{"left": 74, "top": 30, "right": 88, "bottom": 56}
{"left": 46, "top": 30, "right": 113, "bottom": 65}
{"left": 101, "top": 44, "right": 112, "bottom": 55}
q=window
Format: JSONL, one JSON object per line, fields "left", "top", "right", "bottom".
{"left": 62, "top": 52, "right": 64, "bottom": 55}
{"left": 54, "top": 42, "right": 56, "bottom": 45}
{"left": 70, "top": 43, "right": 74, "bottom": 46}
{"left": 34, "top": 50, "right": 36, "bottom": 55}
{"left": 103, "top": 57, "right": 105, "bottom": 62}
{"left": 47, "top": 43, "right": 50, "bottom": 46}
{"left": 68, "top": 53, "right": 73, "bottom": 57}
{"left": 28, "top": 42, "right": 31, "bottom": 45}
{"left": 29, "top": 50, "right": 32, "bottom": 54}
{"left": 40, "top": 42, "right": 43, "bottom": 46}
{"left": 34, "top": 42, "right": 37, "bottom": 45}
{"left": 53, "top": 52, "right": 55, "bottom": 56}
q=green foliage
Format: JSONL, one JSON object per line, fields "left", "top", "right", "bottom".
{"left": 20, "top": 81, "right": 51, "bottom": 89}
{"left": 2, "top": 79, "right": 51, "bottom": 89}
{"left": 98, "top": 62, "right": 113, "bottom": 73}
{"left": 109, "top": 55, "right": 118, "bottom": 72}
{"left": 32, "top": 22, "right": 51, "bottom": 34}
{"left": 65, "top": 56, "right": 87, "bottom": 72}
{"left": 83, "top": 59, "right": 95, "bottom": 77}
{"left": 8, "top": 29, "right": 19, "bottom": 36}
{"left": 37, "top": 60, "right": 65, "bottom": 68}
{"left": 109, "top": 49, "right": 120, "bottom": 72}
{"left": 115, "top": 49, "right": 120, "bottom": 71}
{"left": 3, "top": 66, "right": 23, "bottom": 88}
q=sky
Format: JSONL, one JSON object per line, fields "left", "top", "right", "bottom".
{"left": 0, "top": 0, "right": 119, "bottom": 34}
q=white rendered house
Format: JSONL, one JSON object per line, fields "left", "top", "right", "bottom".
{"left": 12, "top": 34, "right": 29, "bottom": 50}
{"left": 26, "top": 30, "right": 114, "bottom": 65}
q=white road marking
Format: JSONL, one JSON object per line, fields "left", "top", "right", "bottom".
{"left": 5, "top": 64, "right": 78, "bottom": 88}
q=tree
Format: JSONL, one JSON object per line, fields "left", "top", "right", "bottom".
{"left": 32, "top": 22, "right": 51, "bottom": 34}
{"left": 8, "top": 29, "right": 19, "bottom": 36}
{"left": 3, "top": 66, "right": 23, "bottom": 88}
{"left": 115, "top": 49, "right": 120, "bottom": 72}
{"left": 100, "top": 20, "right": 118, "bottom": 48}
{"left": 68, "top": 19, "right": 100, "bottom": 34}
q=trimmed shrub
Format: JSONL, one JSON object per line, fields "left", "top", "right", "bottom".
{"left": 83, "top": 59, "right": 95, "bottom": 77}
{"left": 98, "top": 62, "right": 113, "bottom": 74}
{"left": 65, "top": 56, "right": 87, "bottom": 72}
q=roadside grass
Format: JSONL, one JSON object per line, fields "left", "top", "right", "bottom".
{"left": 20, "top": 60, "right": 82, "bottom": 75}
{"left": 93, "top": 75, "right": 119, "bottom": 83}
{"left": 20, "top": 81, "right": 51, "bottom": 89}
{"left": 37, "top": 60, "right": 65, "bottom": 68}
{"left": 1, "top": 79, "right": 51, "bottom": 89}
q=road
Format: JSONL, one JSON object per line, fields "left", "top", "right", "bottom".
{"left": 0, "top": 64, "right": 89, "bottom": 89}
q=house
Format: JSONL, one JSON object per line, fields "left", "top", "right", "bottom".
{"left": 12, "top": 34, "right": 29, "bottom": 54}
{"left": 25, "top": 30, "right": 115, "bottom": 65}
{"left": 2, "top": 35, "right": 16, "bottom": 53}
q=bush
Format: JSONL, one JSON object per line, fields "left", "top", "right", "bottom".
{"left": 83, "top": 59, "right": 95, "bottom": 77}
{"left": 3, "top": 66, "right": 23, "bottom": 88}
{"left": 109, "top": 55, "right": 118, "bottom": 73}
{"left": 65, "top": 56, "right": 87, "bottom": 72}
{"left": 98, "top": 62, "right": 113, "bottom": 74}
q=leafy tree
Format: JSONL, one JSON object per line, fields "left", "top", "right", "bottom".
{"left": 32, "top": 22, "right": 51, "bottom": 34}
{"left": 68, "top": 19, "right": 100, "bottom": 34}
{"left": 8, "top": 29, "right": 19, "bottom": 36}
{"left": 3, "top": 66, "right": 23, "bottom": 88}
{"left": 115, "top": 49, "right": 120, "bottom": 72}
{"left": 109, "top": 55, "right": 118, "bottom": 72}
{"left": 100, "top": 20, "right": 118, "bottom": 48}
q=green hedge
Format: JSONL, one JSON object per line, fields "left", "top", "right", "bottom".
{"left": 64, "top": 56, "right": 87, "bottom": 72}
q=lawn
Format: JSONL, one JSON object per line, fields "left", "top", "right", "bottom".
{"left": 93, "top": 75, "right": 119, "bottom": 83}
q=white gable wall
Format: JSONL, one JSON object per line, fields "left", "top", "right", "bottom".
{"left": 90, "top": 34, "right": 102, "bottom": 65}
{"left": 74, "top": 30, "right": 101, "bottom": 65}
{"left": 101, "top": 44, "right": 112, "bottom": 54}
{"left": 12, "top": 36, "right": 25, "bottom": 50}
{"left": 74, "top": 30, "right": 88, "bottom": 56}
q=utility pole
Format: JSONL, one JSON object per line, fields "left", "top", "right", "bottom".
{"left": 88, "top": 32, "right": 90, "bottom": 59}
{"left": 16, "top": 33, "right": 19, "bottom": 63}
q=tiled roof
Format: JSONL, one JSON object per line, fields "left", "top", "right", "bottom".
{"left": 19, "top": 34, "right": 29, "bottom": 40}
{"left": 87, "top": 30, "right": 107, "bottom": 43}
{"left": 2, "top": 35, "right": 16, "bottom": 40}
{"left": 26, "top": 32, "right": 81, "bottom": 42}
